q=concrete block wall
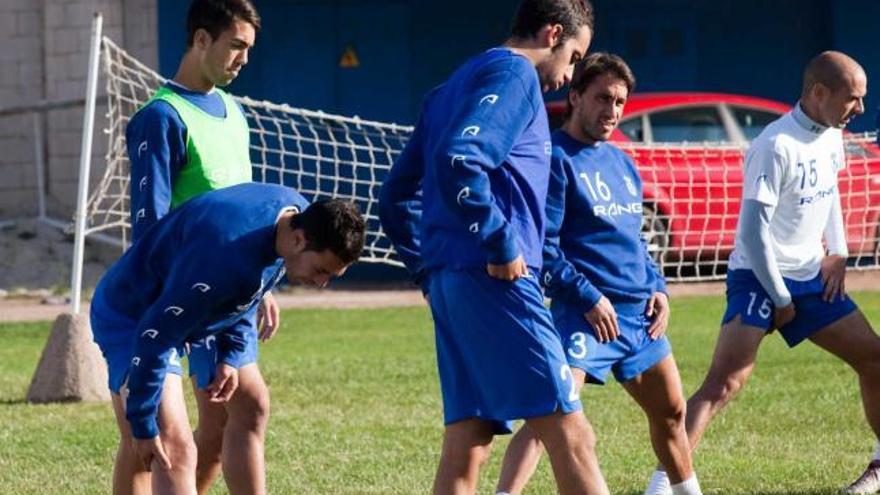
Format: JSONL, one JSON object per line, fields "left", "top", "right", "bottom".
{"left": 0, "top": 0, "right": 157, "bottom": 218}
{"left": 0, "top": 0, "right": 47, "bottom": 217}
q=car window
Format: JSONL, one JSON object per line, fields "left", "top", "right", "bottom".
{"left": 648, "top": 106, "right": 727, "bottom": 142}
{"left": 618, "top": 117, "right": 645, "bottom": 142}
{"left": 730, "top": 107, "right": 780, "bottom": 140}
{"left": 845, "top": 140, "right": 873, "bottom": 159}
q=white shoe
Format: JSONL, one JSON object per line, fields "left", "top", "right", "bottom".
{"left": 842, "top": 461, "right": 880, "bottom": 495}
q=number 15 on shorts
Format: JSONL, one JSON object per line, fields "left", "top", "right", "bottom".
{"left": 748, "top": 291, "right": 772, "bottom": 320}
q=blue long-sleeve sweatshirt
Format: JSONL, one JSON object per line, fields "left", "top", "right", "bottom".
{"left": 125, "top": 81, "right": 247, "bottom": 242}
{"left": 91, "top": 183, "right": 308, "bottom": 439}
{"left": 378, "top": 48, "right": 552, "bottom": 281}
{"left": 542, "top": 131, "right": 666, "bottom": 314}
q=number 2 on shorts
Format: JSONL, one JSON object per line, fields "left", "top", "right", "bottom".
{"left": 559, "top": 364, "right": 579, "bottom": 402}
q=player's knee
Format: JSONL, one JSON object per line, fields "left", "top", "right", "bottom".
{"left": 582, "top": 418, "right": 599, "bottom": 452}
{"left": 230, "top": 382, "right": 271, "bottom": 434}
{"left": 117, "top": 435, "right": 140, "bottom": 464}
{"left": 442, "top": 442, "right": 493, "bottom": 471}
{"left": 163, "top": 431, "right": 198, "bottom": 472}
{"left": 473, "top": 442, "right": 493, "bottom": 467}
{"left": 553, "top": 412, "right": 597, "bottom": 452}
{"left": 702, "top": 370, "right": 746, "bottom": 406}
{"left": 651, "top": 399, "right": 686, "bottom": 433}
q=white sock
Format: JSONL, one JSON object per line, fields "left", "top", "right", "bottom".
{"left": 873, "top": 441, "right": 880, "bottom": 462}
{"left": 495, "top": 492, "right": 512, "bottom": 495}
{"left": 644, "top": 469, "right": 671, "bottom": 495}
{"left": 671, "top": 475, "right": 702, "bottom": 495}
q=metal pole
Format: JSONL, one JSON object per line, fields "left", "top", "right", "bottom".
{"left": 70, "top": 13, "right": 103, "bottom": 314}
{"left": 33, "top": 112, "right": 46, "bottom": 220}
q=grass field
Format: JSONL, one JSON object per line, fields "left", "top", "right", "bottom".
{"left": 1, "top": 292, "right": 878, "bottom": 494}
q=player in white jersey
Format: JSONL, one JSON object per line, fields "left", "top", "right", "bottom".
{"left": 643, "top": 51, "right": 880, "bottom": 495}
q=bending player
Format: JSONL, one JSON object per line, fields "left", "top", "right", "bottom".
{"left": 124, "top": 1, "right": 276, "bottom": 493}
{"left": 493, "top": 53, "right": 701, "bottom": 495}
{"left": 91, "top": 183, "right": 365, "bottom": 494}
{"left": 379, "top": 1, "right": 607, "bottom": 494}
{"left": 641, "top": 51, "right": 880, "bottom": 495}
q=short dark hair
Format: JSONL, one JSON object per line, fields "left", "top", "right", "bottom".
{"left": 186, "top": 0, "right": 261, "bottom": 47}
{"left": 510, "top": 0, "right": 594, "bottom": 43}
{"left": 290, "top": 199, "right": 366, "bottom": 265}
{"left": 565, "top": 52, "right": 636, "bottom": 120}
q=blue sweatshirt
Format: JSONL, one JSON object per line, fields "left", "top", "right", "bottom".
{"left": 126, "top": 81, "right": 248, "bottom": 242}
{"left": 378, "top": 48, "right": 551, "bottom": 282}
{"left": 542, "top": 131, "right": 666, "bottom": 314}
{"left": 91, "top": 183, "right": 308, "bottom": 439}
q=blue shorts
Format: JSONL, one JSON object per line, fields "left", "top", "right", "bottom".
{"left": 722, "top": 269, "right": 858, "bottom": 347}
{"left": 90, "top": 298, "right": 184, "bottom": 393}
{"left": 551, "top": 301, "right": 671, "bottom": 384}
{"left": 427, "top": 269, "right": 582, "bottom": 435}
{"left": 187, "top": 310, "right": 260, "bottom": 389}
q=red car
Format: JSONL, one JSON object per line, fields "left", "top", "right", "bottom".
{"left": 547, "top": 93, "right": 880, "bottom": 279}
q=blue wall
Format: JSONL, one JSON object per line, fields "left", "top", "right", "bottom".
{"left": 158, "top": 0, "right": 878, "bottom": 131}
{"left": 158, "top": 0, "right": 510, "bottom": 124}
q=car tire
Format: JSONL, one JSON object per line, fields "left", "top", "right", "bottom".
{"left": 642, "top": 204, "right": 670, "bottom": 268}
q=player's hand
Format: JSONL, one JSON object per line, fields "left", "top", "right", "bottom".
{"left": 585, "top": 296, "right": 619, "bottom": 343}
{"left": 645, "top": 291, "right": 670, "bottom": 340}
{"left": 206, "top": 364, "right": 238, "bottom": 403}
{"left": 820, "top": 254, "right": 847, "bottom": 302}
{"left": 257, "top": 292, "right": 281, "bottom": 341}
{"left": 136, "top": 436, "right": 172, "bottom": 472}
{"left": 487, "top": 255, "right": 529, "bottom": 281}
{"left": 773, "top": 303, "right": 796, "bottom": 330}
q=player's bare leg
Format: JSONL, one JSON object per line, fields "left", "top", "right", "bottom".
{"left": 192, "top": 380, "right": 228, "bottom": 494}
{"left": 113, "top": 374, "right": 198, "bottom": 494}
{"left": 495, "top": 423, "right": 544, "bottom": 495}
{"left": 432, "top": 418, "right": 495, "bottom": 495}
{"left": 221, "top": 364, "right": 270, "bottom": 495}
{"left": 807, "top": 310, "right": 880, "bottom": 494}
{"left": 193, "top": 364, "right": 270, "bottom": 495}
{"left": 496, "top": 369, "right": 586, "bottom": 495}
{"left": 684, "top": 316, "right": 764, "bottom": 450}
{"left": 111, "top": 393, "right": 152, "bottom": 495}
{"left": 622, "top": 355, "right": 698, "bottom": 493}
{"left": 525, "top": 406, "right": 609, "bottom": 495}
{"left": 644, "top": 317, "right": 762, "bottom": 494}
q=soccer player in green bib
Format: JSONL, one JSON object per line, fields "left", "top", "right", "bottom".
{"left": 123, "top": 1, "right": 271, "bottom": 494}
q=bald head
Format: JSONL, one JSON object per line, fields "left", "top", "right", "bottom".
{"left": 802, "top": 51, "right": 866, "bottom": 97}
{"left": 799, "top": 51, "right": 867, "bottom": 128}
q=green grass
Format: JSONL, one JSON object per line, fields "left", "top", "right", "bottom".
{"left": 1, "top": 293, "right": 879, "bottom": 494}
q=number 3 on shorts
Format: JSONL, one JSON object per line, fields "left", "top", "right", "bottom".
{"left": 559, "top": 364, "right": 579, "bottom": 402}
{"left": 568, "top": 331, "right": 587, "bottom": 360}
{"left": 747, "top": 291, "right": 772, "bottom": 320}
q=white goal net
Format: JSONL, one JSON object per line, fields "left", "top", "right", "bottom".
{"left": 88, "top": 36, "right": 411, "bottom": 267}
{"left": 82, "top": 36, "right": 880, "bottom": 285}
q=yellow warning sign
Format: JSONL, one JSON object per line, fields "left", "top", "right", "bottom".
{"left": 339, "top": 45, "right": 360, "bottom": 68}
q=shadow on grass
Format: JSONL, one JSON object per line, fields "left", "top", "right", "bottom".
{"left": 622, "top": 490, "right": 838, "bottom": 495}
{"left": 725, "top": 491, "right": 840, "bottom": 495}
{"left": 0, "top": 398, "right": 28, "bottom": 405}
